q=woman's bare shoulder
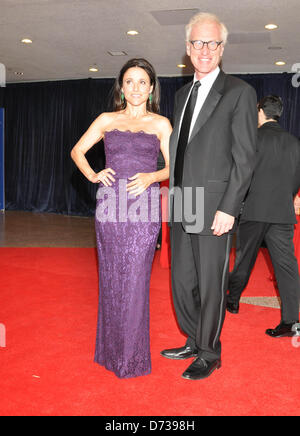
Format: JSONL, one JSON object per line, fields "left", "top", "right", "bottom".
{"left": 93, "top": 112, "right": 121, "bottom": 130}
{"left": 95, "top": 111, "right": 118, "bottom": 123}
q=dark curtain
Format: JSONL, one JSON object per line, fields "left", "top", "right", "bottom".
{"left": 0, "top": 78, "right": 115, "bottom": 215}
{"left": 0, "top": 73, "right": 299, "bottom": 216}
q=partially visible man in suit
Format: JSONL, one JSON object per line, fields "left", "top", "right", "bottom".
{"left": 160, "top": 12, "right": 257, "bottom": 380}
{"left": 227, "top": 95, "right": 300, "bottom": 338}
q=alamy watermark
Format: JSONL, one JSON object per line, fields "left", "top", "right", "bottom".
{"left": 291, "top": 63, "right": 300, "bottom": 88}
{"left": 291, "top": 323, "right": 300, "bottom": 348}
{"left": 0, "top": 63, "right": 6, "bottom": 87}
{"left": 96, "top": 180, "right": 204, "bottom": 233}
{"left": 0, "top": 323, "right": 6, "bottom": 348}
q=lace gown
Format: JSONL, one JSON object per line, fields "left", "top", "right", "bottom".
{"left": 94, "top": 129, "right": 161, "bottom": 378}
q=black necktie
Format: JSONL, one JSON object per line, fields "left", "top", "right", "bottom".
{"left": 174, "top": 81, "right": 201, "bottom": 186}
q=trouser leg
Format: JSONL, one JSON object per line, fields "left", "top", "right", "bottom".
{"left": 264, "top": 224, "right": 300, "bottom": 324}
{"left": 228, "top": 221, "right": 268, "bottom": 303}
{"left": 170, "top": 221, "right": 200, "bottom": 347}
{"left": 190, "top": 233, "right": 232, "bottom": 361}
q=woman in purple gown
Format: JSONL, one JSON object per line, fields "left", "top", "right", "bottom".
{"left": 71, "top": 59, "right": 171, "bottom": 378}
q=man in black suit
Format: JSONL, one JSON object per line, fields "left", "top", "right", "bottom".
{"left": 160, "top": 12, "right": 257, "bottom": 379}
{"left": 227, "top": 95, "right": 300, "bottom": 338}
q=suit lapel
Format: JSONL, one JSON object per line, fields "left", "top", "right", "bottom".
{"left": 189, "top": 70, "right": 226, "bottom": 144}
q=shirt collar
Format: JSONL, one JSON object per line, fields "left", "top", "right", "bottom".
{"left": 193, "top": 66, "right": 220, "bottom": 87}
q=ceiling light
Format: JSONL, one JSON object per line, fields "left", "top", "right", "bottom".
{"left": 21, "top": 38, "right": 33, "bottom": 44}
{"left": 127, "top": 30, "right": 139, "bottom": 36}
{"left": 108, "top": 51, "right": 127, "bottom": 57}
{"left": 89, "top": 66, "right": 99, "bottom": 72}
{"left": 177, "top": 64, "right": 186, "bottom": 68}
{"left": 14, "top": 71, "right": 24, "bottom": 76}
{"left": 265, "top": 24, "right": 278, "bottom": 30}
{"left": 275, "top": 61, "right": 286, "bottom": 66}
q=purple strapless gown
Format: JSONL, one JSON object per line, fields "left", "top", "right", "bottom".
{"left": 94, "top": 130, "right": 161, "bottom": 378}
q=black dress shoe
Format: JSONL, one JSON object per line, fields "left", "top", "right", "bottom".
{"left": 182, "top": 358, "right": 221, "bottom": 380}
{"left": 160, "top": 345, "right": 198, "bottom": 360}
{"left": 226, "top": 300, "right": 240, "bottom": 314}
{"left": 266, "top": 322, "right": 300, "bottom": 338}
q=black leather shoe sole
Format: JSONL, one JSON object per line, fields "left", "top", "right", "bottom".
{"left": 266, "top": 322, "right": 300, "bottom": 338}
{"left": 265, "top": 330, "right": 297, "bottom": 338}
{"left": 182, "top": 360, "right": 222, "bottom": 380}
{"left": 160, "top": 348, "right": 198, "bottom": 360}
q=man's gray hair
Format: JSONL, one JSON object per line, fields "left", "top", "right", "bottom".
{"left": 185, "top": 12, "right": 229, "bottom": 45}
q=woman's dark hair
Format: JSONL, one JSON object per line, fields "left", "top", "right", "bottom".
{"left": 113, "top": 58, "right": 160, "bottom": 113}
{"left": 257, "top": 95, "right": 283, "bottom": 121}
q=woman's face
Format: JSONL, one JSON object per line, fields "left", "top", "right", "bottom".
{"left": 122, "top": 67, "right": 153, "bottom": 107}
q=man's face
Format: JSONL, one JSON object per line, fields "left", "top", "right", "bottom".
{"left": 186, "top": 21, "right": 224, "bottom": 80}
{"left": 258, "top": 108, "right": 265, "bottom": 127}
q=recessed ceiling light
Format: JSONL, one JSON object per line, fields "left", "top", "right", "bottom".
{"left": 127, "top": 30, "right": 139, "bottom": 36}
{"left": 14, "top": 71, "right": 24, "bottom": 76}
{"left": 21, "top": 38, "right": 33, "bottom": 44}
{"left": 275, "top": 61, "right": 286, "bottom": 66}
{"left": 108, "top": 51, "right": 128, "bottom": 57}
{"left": 265, "top": 24, "right": 278, "bottom": 30}
{"left": 177, "top": 64, "right": 186, "bottom": 68}
{"left": 89, "top": 66, "right": 99, "bottom": 72}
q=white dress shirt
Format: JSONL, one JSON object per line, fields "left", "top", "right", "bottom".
{"left": 178, "top": 66, "right": 220, "bottom": 141}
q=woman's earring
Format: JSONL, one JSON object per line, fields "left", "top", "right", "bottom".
{"left": 149, "top": 93, "right": 153, "bottom": 104}
{"left": 121, "top": 92, "right": 125, "bottom": 102}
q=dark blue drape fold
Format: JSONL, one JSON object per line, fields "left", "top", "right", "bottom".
{"left": 0, "top": 73, "right": 299, "bottom": 216}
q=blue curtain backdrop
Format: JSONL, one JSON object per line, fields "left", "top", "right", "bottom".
{"left": 0, "top": 73, "right": 299, "bottom": 216}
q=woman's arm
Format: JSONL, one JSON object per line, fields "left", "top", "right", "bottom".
{"left": 152, "top": 117, "right": 171, "bottom": 183}
{"left": 71, "top": 113, "right": 116, "bottom": 185}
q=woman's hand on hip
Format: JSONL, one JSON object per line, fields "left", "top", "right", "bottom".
{"left": 89, "top": 168, "right": 116, "bottom": 186}
{"left": 126, "top": 173, "right": 155, "bottom": 197}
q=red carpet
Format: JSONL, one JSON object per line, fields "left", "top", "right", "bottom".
{"left": 0, "top": 247, "right": 299, "bottom": 416}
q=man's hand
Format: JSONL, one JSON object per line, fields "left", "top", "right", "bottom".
{"left": 294, "top": 195, "right": 300, "bottom": 215}
{"left": 211, "top": 210, "right": 235, "bottom": 236}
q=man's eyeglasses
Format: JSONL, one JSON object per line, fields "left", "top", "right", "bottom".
{"left": 189, "top": 40, "right": 223, "bottom": 51}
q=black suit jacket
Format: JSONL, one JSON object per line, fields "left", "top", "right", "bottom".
{"left": 169, "top": 70, "right": 258, "bottom": 235}
{"left": 241, "top": 121, "right": 300, "bottom": 224}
